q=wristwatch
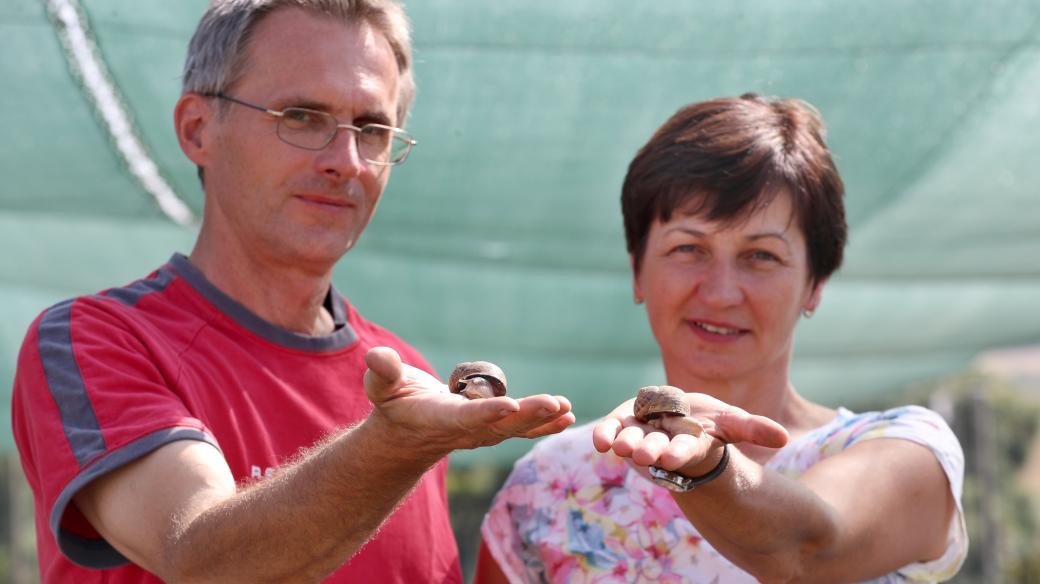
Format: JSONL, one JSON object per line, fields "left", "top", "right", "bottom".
{"left": 648, "top": 444, "right": 730, "bottom": 493}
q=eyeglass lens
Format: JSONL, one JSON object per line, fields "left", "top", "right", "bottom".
{"left": 277, "top": 108, "right": 411, "bottom": 163}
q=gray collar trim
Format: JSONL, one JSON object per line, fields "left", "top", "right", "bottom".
{"left": 168, "top": 253, "right": 358, "bottom": 352}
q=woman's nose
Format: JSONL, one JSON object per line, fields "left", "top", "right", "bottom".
{"left": 696, "top": 259, "right": 744, "bottom": 308}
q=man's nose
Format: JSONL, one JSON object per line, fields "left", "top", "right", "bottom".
{"left": 315, "top": 127, "right": 365, "bottom": 181}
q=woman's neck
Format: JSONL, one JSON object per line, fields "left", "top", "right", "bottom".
{"left": 664, "top": 363, "right": 836, "bottom": 450}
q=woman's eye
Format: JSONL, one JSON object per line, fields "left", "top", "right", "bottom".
{"left": 750, "top": 250, "right": 780, "bottom": 262}
{"left": 671, "top": 244, "right": 700, "bottom": 255}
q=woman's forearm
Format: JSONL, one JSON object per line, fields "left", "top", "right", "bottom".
{"left": 670, "top": 449, "right": 839, "bottom": 583}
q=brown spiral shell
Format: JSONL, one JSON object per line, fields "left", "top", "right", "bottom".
{"left": 633, "top": 385, "right": 690, "bottom": 423}
{"left": 448, "top": 361, "right": 508, "bottom": 399}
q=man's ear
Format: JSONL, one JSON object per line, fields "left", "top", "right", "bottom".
{"left": 174, "top": 93, "right": 215, "bottom": 169}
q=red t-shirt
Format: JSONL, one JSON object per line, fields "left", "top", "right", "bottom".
{"left": 12, "top": 254, "right": 462, "bottom": 583}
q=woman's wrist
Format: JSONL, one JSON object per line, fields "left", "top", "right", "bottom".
{"left": 679, "top": 441, "right": 729, "bottom": 479}
{"left": 649, "top": 443, "right": 730, "bottom": 492}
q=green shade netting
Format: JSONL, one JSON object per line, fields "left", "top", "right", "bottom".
{"left": 2, "top": 0, "right": 1038, "bottom": 462}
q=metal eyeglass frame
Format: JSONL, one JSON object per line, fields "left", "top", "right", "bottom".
{"left": 208, "top": 93, "right": 416, "bottom": 166}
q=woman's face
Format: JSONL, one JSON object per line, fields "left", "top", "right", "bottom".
{"left": 633, "top": 192, "right": 823, "bottom": 384}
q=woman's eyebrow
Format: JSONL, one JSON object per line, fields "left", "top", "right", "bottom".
{"left": 748, "top": 232, "right": 792, "bottom": 249}
{"left": 664, "top": 227, "right": 707, "bottom": 237}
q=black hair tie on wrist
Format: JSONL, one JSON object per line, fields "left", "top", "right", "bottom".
{"left": 648, "top": 444, "right": 730, "bottom": 493}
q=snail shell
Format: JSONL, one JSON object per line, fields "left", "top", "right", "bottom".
{"left": 633, "top": 385, "right": 704, "bottom": 437}
{"left": 448, "top": 361, "right": 508, "bottom": 400}
{"left": 634, "top": 385, "right": 689, "bottom": 422}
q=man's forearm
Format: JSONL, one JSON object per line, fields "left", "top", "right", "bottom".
{"left": 164, "top": 417, "right": 447, "bottom": 583}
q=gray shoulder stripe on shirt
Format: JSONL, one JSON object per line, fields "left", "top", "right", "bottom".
{"left": 50, "top": 427, "right": 218, "bottom": 569}
{"left": 101, "top": 267, "right": 176, "bottom": 307}
{"left": 38, "top": 300, "right": 106, "bottom": 467}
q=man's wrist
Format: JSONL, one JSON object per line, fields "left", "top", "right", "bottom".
{"left": 356, "top": 412, "right": 450, "bottom": 471}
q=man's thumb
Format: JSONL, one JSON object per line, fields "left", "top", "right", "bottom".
{"left": 364, "top": 346, "right": 404, "bottom": 403}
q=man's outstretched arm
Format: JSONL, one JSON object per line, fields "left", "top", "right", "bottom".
{"left": 75, "top": 347, "right": 574, "bottom": 583}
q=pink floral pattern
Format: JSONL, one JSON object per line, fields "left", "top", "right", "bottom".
{"left": 482, "top": 406, "right": 967, "bottom": 583}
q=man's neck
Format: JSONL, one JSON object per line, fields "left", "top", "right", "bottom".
{"left": 187, "top": 245, "right": 336, "bottom": 336}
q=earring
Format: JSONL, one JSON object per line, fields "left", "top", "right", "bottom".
{"left": 634, "top": 293, "right": 644, "bottom": 305}
{"left": 802, "top": 308, "right": 814, "bottom": 319}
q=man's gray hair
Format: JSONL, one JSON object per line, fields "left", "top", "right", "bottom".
{"left": 183, "top": 0, "right": 415, "bottom": 125}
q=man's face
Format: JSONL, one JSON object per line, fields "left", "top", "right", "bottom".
{"left": 200, "top": 8, "right": 401, "bottom": 272}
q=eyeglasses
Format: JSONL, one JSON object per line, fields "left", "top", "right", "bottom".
{"left": 210, "top": 93, "right": 416, "bottom": 166}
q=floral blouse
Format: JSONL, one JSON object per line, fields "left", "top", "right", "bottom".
{"left": 482, "top": 406, "right": 967, "bottom": 583}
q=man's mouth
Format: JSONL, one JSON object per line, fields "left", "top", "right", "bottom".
{"left": 295, "top": 194, "right": 354, "bottom": 208}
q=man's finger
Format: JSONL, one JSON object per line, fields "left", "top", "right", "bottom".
{"left": 487, "top": 395, "right": 568, "bottom": 436}
{"left": 521, "top": 412, "right": 577, "bottom": 439}
{"left": 552, "top": 395, "right": 573, "bottom": 417}
{"left": 450, "top": 396, "right": 521, "bottom": 429}
{"left": 363, "top": 347, "right": 404, "bottom": 403}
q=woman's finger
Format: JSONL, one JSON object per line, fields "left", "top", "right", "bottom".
{"left": 592, "top": 418, "right": 624, "bottom": 452}
{"left": 612, "top": 425, "right": 648, "bottom": 457}
{"left": 710, "top": 407, "right": 789, "bottom": 448}
{"left": 657, "top": 433, "right": 709, "bottom": 471}
{"left": 631, "top": 431, "right": 671, "bottom": 467}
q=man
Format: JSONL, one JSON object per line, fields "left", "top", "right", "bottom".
{"left": 12, "top": 1, "right": 574, "bottom": 582}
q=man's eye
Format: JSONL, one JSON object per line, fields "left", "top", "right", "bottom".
{"left": 282, "top": 109, "right": 324, "bottom": 128}
{"left": 359, "top": 125, "right": 391, "bottom": 147}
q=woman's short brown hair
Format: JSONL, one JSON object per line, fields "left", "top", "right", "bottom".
{"left": 621, "top": 93, "right": 847, "bottom": 284}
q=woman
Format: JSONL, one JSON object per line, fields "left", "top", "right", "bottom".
{"left": 476, "top": 94, "right": 966, "bottom": 582}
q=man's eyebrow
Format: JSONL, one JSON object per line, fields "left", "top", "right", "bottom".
{"left": 273, "top": 97, "right": 393, "bottom": 126}
{"left": 352, "top": 109, "right": 393, "bottom": 126}
{"left": 269, "top": 95, "right": 328, "bottom": 111}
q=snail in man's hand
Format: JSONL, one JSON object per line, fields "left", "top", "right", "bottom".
{"left": 448, "top": 361, "right": 508, "bottom": 400}
{"left": 633, "top": 385, "right": 704, "bottom": 437}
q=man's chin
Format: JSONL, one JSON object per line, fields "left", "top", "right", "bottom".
{"left": 279, "top": 241, "right": 355, "bottom": 274}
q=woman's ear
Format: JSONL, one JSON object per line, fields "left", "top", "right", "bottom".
{"left": 804, "top": 277, "right": 828, "bottom": 314}
{"left": 174, "top": 93, "right": 215, "bottom": 168}
{"left": 630, "top": 254, "right": 644, "bottom": 305}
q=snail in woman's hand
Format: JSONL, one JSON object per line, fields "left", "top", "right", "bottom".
{"left": 448, "top": 361, "right": 508, "bottom": 400}
{"left": 633, "top": 385, "right": 704, "bottom": 437}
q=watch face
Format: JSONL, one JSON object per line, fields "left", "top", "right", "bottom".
{"left": 648, "top": 466, "right": 691, "bottom": 492}
{"left": 651, "top": 476, "right": 687, "bottom": 492}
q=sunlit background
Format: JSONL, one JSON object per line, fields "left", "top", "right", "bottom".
{"left": 2, "top": 0, "right": 1040, "bottom": 581}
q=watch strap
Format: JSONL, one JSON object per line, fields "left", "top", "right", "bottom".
{"left": 648, "top": 443, "right": 730, "bottom": 492}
